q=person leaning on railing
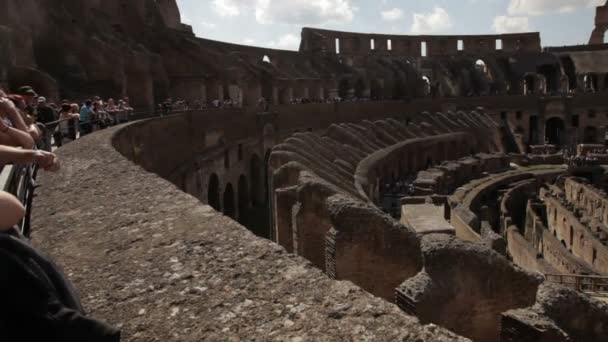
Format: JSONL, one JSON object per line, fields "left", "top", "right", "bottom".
{"left": 0, "top": 95, "right": 36, "bottom": 149}
{"left": 55, "top": 103, "right": 80, "bottom": 147}
{"left": 0, "top": 144, "right": 59, "bottom": 231}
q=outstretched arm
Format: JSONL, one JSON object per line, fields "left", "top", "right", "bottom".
{"left": 0, "top": 145, "right": 59, "bottom": 171}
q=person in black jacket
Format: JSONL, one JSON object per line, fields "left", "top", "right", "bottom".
{"left": 35, "top": 97, "right": 57, "bottom": 125}
{"left": 0, "top": 233, "right": 121, "bottom": 341}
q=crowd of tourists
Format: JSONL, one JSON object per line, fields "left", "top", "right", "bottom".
{"left": 0, "top": 84, "right": 138, "bottom": 231}
{"left": 158, "top": 98, "right": 241, "bottom": 115}
{"left": 0, "top": 85, "right": 122, "bottom": 340}
{"left": 2, "top": 86, "right": 134, "bottom": 147}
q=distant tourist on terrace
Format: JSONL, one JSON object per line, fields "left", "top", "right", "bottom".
{"left": 56, "top": 103, "right": 80, "bottom": 147}
{"left": 79, "top": 100, "right": 94, "bottom": 135}
{"left": 35, "top": 96, "right": 57, "bottom": 125}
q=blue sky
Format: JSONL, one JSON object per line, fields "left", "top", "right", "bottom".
{"left": 175, "top": 0, "right": 606, "bottom": 50}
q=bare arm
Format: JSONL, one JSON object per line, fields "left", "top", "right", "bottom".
{"left": 0, "top": 98, "right": 28, "bottom": 132}
{"left": 0, "top": 145, "right": 59, "bottom": 171}
{"left": 0, "top": 191, "right": 25, "bottom": 231}
{"left": 0, "top": 119, "right": 35, "bottom": 149}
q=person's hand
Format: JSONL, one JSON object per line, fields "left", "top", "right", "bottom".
{"left": 33, "top": 150, "right": 60, "bottom": 172}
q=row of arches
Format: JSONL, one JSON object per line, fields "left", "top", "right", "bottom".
{"left": 206, "top": 152, "right": 271, "bottom": 238}
{"left": 543, "top": 117, "right": 598, "bottom": 146}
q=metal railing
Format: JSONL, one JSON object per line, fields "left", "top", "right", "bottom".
{"left": 545, "top": 273, "right": 608, "bottom": 296}
{"left": 0, "top": 162, "right": 38, "bottom": 237}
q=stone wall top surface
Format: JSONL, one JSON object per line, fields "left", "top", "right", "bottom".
{"left": 30, "top": 123, "right": 466, "bottom": 341}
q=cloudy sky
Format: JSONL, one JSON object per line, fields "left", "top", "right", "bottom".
{"left": 175, "top": 0, "right": 605, "bottom": 50}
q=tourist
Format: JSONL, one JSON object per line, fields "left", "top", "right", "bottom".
{"left": 117, "top": 99, "right": 129, "bottom": 123}
{"left": 123, "top": 97, "right": 133, "bottom": 115}
{"left": 6, "top": 94, "right": 41, "bottom": 140}
{"left": 0, "top": 95, "right": 35, "bottom": 149}
{"left": 0, "top": 143, "right": 60, "bottom": 230}
{"left": 92, "top": 101, "right": 109, "bottom": 129}
{"left": 35, "top": 96, "right": 56, "bottom": 125}
{"left": 56, "top": 103, "right": 80, "bottom": 147}
{"left": 68, "top": 103, "right": 80, "bottom": 139}
{"left": 79, "top": 99, "right": 93, "bottom": 135}
{"left": 16, "top": 86, "right": 37, "bottom": 116}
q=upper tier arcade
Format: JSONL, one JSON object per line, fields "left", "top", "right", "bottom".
{"left": 300, "top": 27, "right": 541, "bottom": 56}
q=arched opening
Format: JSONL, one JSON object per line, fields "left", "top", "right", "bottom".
{"left": 584, "top": 126, "right": 598, "bottom": 144}
{"left": 238, "top": 175, "right": 249, "bottom": 225}
{"left": 584, "top": 74, "right": 598, "bottom": 93}
{"left": 537, "top": 65, "right": 559, "bottom": 94}
{"left": 545, "top": 117, "right": 565, "bottom": 146}
{"left": 354, "top": 78, "right": 366, "bottom": 99}
{"left": 421, "top": 76, "right": 431, "bottom": 97}
{"left": 264, "top": 149, "right": 272, "bottom": 206}
{"left": 208, "top": 174, "right": 221, "bottom": 211}
{"left": 338, "top": 79, "right": 351, "bottom": 99}
{"left": 223, "top": 183, "right": 236, "bottom": 219}
{"left": 370, "top": 79, "right": 382, "bottom": 100}
{"left": 604, "top": 30, "right": 608, "bottom": 44}
{"left": 475, "top": 59, "right": 488, "bottom": 75}
{"left": 250, "top": 154, "right": 262, "bottom": 206}
{"left": 560, "top": 56, "right": 577, "bottom": 91}
{"left": 262, "top": 55, "right": 271, "bottom": 63}
{"left": 393, "top": 79, "right": 405, "bottom": 99}
{"left": 524, "top": 74, "right": 536, "bottom": 95}
{"left": 260, "top": 73, "right": 274, "bottom": 105}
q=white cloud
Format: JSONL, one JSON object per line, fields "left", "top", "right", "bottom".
{"left": 267, "top": 33, "right": 301, "bottom": 50}
{"left": 211, "top": 0, "right": 356, "bottom": 25}
{"left": 507, "top": 0, "right": 604, "bottom": 16}
{"left": 199, "top": 21, "right": 217, "bottom": 29}
{"left": 211, "top": 0, "right": 254, "bottom": 17}
{"left": 492, "top": 15, "right": 532, "bottom": 33}
{"left": 411, "top": 7, "right": 453, "bottom": 34}
{"left": 381, "top": 8, "right": 403, "bottom": 21}
{"left": 182, "top": 15, "right": 193, "bottom": 24}
{"left": 256, "top": 0, "right": 356, "bottom": 25}
{"left": 243, "top": 38, "right": 256, "bottom": 45}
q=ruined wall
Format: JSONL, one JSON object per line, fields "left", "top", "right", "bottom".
{"left": 524, "top": 200, "right": 595, "bottom": 275}
{"left": 300, "top": 27, "right": 541, "bottom": 56}
{"left": 269, "top": 111, "right": 500, "bottom": 299}
{"left": 544, "top": 194, "right": 608, "bottom": 274}
{"left": 502, "top": 283, "right": 608, "bottom": 342}
{"left": 397, "top": 234, "right": 541, "bottom": 342}
{"left": 449, "top": 170, "right": 553, "bottom": 244}
{"left": 564, "top": 177, "right": 608, "bottom": 225}
{"left": 506, "top": 227, "right": 557, "bottom": 274}
{"left": 590, "top": 1, "right": 608, "bottom": 45}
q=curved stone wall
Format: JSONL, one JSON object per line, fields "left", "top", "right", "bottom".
{"left": 300, "top": 27, "right": 541, "bottom": 56}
